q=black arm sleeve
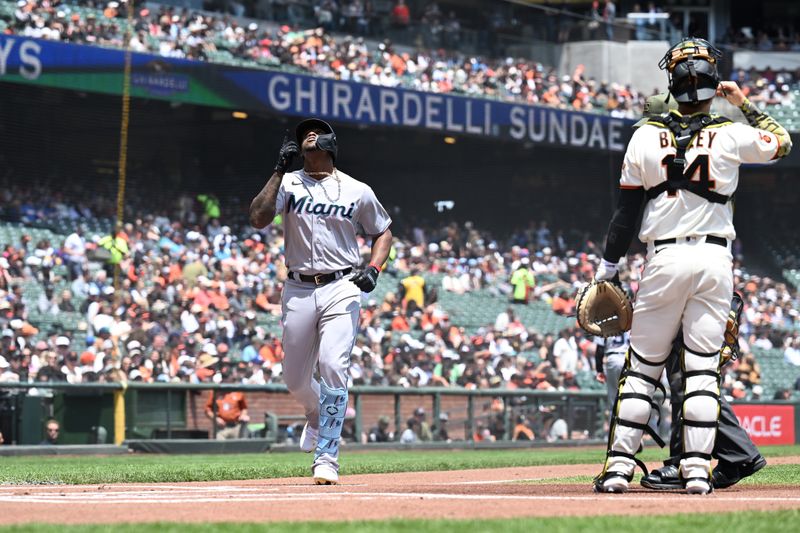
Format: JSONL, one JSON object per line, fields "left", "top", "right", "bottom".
{"left": 602, "top": 187, "right": 646, "bottom": 263}
{"left": 595, "top": 343, "right": 605, "bottom": 373}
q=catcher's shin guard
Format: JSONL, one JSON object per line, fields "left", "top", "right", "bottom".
{"left": 679, "top": 343, "right": 721, "bottom": 483}
{"left": 314, "top": 379, "right": 348, "bottom": 467}
{"left": 598, "top": 347, "right": 666, "bottom": 481}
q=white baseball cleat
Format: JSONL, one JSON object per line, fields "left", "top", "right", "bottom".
{"left": 593, "top": 472, "right": 630, "bottom": 493}
{"left": 313, "top": 463, "right": 339, "bottom": 485}
{"left": 685, "top": 478, "right": 713, "bottom": 495}
{"left": 300, "top": 423, "right": 318, "bottom": 453}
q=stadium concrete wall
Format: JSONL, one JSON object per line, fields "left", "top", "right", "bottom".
{"left": 558, "top": 40, "right": 669, "bottom": 95}
{"left": 733, "top": 51, "right": 800, "bottom": 71}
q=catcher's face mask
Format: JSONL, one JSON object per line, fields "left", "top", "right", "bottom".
{"left": 659, "top": 38, "right": 722, "bottom": 105}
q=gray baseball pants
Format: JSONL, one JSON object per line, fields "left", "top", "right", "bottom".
{"left": 280, "top": 276, "right": 360, "bottom": 430}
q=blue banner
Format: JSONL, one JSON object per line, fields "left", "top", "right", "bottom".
{"left": 0, "top": 35, "right": 633, "bottom": 151}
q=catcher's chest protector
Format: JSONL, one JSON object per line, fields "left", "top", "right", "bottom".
{"left": 644, "top": 112, "right": 733, "bottom": 204}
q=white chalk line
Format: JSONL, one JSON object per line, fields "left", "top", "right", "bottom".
{"left": 434, "top": 478, "right": 545, "bottom": 485}
{"left": 1, "top": 491, "right": 800, "bottom": 505}
{"left": 0, "top": 483, "right": 368, "bottom": 492}
{"left": 0, "top": 484, "right": 255, "bottom": 492}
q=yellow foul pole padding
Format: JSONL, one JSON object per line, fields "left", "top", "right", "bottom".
{"left": 113, "top": 382, "right": 127, "bottom": 445}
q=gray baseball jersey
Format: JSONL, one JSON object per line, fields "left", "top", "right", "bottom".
{"left": 595, "top": 332, "right": 630, "bottom": 356}
{"left": 276, "top": 169, "right": 392, "bottom": 274}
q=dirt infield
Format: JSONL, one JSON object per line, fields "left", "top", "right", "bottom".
{"left": 1, "top": 457, "right": 799, "bottom": 525}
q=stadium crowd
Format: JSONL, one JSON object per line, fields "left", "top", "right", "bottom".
{"left": 6, "top": 1, "right": 800, "bottom": 118}
{"left": 2, "top": 0, "right": 646, "bottom": 116}
{"left": 0, "top": 180, "right": 798, "bottom": 409}
{"left": 720, "top": 25, "right": 800, "bottom": 53}
{"left": 4, "top": 0, "right": 800, "bottom": 122}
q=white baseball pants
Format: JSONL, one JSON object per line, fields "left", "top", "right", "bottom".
{"left": 604, "top": 240, "right": 732, "bottom": 482}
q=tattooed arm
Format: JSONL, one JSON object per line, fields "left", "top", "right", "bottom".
{"left": 250, "top": 135, "right": 300, "bottom": 228}
{"left": 249, "top": 172, "right": 283, "bottom": 229}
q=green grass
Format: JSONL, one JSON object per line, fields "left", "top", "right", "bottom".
{"left": 738, "top": 463, "right": 800, "bottom": 485}
{"left": 1, "top": 511, "right": 798, "bottom": 533}
{"left": 0, "top": 445, "right": 797, "bottom": 485}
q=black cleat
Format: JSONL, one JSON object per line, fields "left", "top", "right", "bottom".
{"left": 712, "top": 455, "right": 767, "bottom": 489}
{"left": 640, "top": 464, "right": 681, "bottom": 490}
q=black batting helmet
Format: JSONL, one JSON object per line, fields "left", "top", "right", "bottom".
{"left": 295, "top": 118, "right": 338, "bottom": 162}
{"left": 658, "top": 38, "right": 722, "bottom": 105}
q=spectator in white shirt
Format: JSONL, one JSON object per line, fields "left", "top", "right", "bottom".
{"left": 62, "top": 227, "right": 86, "bottom": 281}
{"left": 553, "top": 328, "right": 578, "bottom": 374}
{"left": 784, "top": 337, "right": 800, "bottom": 366}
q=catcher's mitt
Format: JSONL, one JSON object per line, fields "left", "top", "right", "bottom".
{"left": 576, "top": 280, "right": 633, "bottom": 337}
{"left": 721, "top": 292, "right": 744, "bottom": 365}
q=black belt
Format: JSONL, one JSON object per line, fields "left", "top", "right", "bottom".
{"left": 289, "top": 268, "right": 352, "bottom": 286}
{"left": 654, "top": 235, "right": 727, "bottom": 248}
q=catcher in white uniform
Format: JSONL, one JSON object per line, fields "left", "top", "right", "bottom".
{"left": 593, "top": 38, "right": 791, "bottom": 495}
{"left": 250, "top": 118, "right": 392, "bottom": 485}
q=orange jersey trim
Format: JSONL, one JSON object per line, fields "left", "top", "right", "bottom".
{"left": 771, "top": 133, "right": 782, "bottom": 161}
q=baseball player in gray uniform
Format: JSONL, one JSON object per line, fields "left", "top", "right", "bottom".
{"left": 594, "top": 332, "right": 630, "bottom": 409}
{"left": 596, "top": 331, "right": 663, "bottom": 441}
{"left": 250, "top": 118, "right": 393, "bottom": 485}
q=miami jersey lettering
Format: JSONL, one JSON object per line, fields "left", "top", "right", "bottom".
{"left": 286, "top": 194, "right": 356, "bottom": 219}
{"left": 276, "top": 169, "right": 391, "bottom": 274}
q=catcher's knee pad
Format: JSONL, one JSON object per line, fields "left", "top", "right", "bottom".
{"left": 680, "top": 344, "right": 721, "bottom": 477}
{"left": 604, "top": 347, "right": 667, "bottom": 476}
{"left": 315, "top": 379, "right": 348, "bottom": 461}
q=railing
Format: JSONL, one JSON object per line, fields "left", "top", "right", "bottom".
{"left": 0, "top": 382, "right": 609, "bottom": 446}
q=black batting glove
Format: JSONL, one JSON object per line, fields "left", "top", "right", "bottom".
{"left": 274, "top": 134, "right": 300, "bottom": 174}
{"left": 351, "top": 266, "right": 380, "bottom": 293}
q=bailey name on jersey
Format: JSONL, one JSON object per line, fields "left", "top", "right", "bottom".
{"left": 657, "top": 129, "right": 718, "bottom": 149}
{"left": 286, "top": 193, "right": 355, "bottom": 219}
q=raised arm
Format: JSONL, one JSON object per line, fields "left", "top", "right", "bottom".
{"left": 717, "top": 80, "right": 792, "bottom": 158}
{"left": 249, "top": 135, "right": 300, "bottom": 229}
{"left": 249, "top": 172, "right": 284, "bottom": 229}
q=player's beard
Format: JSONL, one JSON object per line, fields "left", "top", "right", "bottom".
{"left": 302, "top": 139, "right": 320, "bottom": 156}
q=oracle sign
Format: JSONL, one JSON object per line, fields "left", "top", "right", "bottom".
{"left": 733, "top": 404, "right": 796, "bottom": 445}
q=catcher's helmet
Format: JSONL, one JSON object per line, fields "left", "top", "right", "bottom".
{"left": 658, "top": 38, "right": 722, "bottom": 105}
{"left": 295, "top": 118, "right": 338, "bottom": 162}
{"left": 633, "top": 92, "right": 678, "bottom": 128}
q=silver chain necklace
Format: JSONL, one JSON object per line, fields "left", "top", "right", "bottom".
{"left": 303, "top": 169, "right": 341, "bottom": 203}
